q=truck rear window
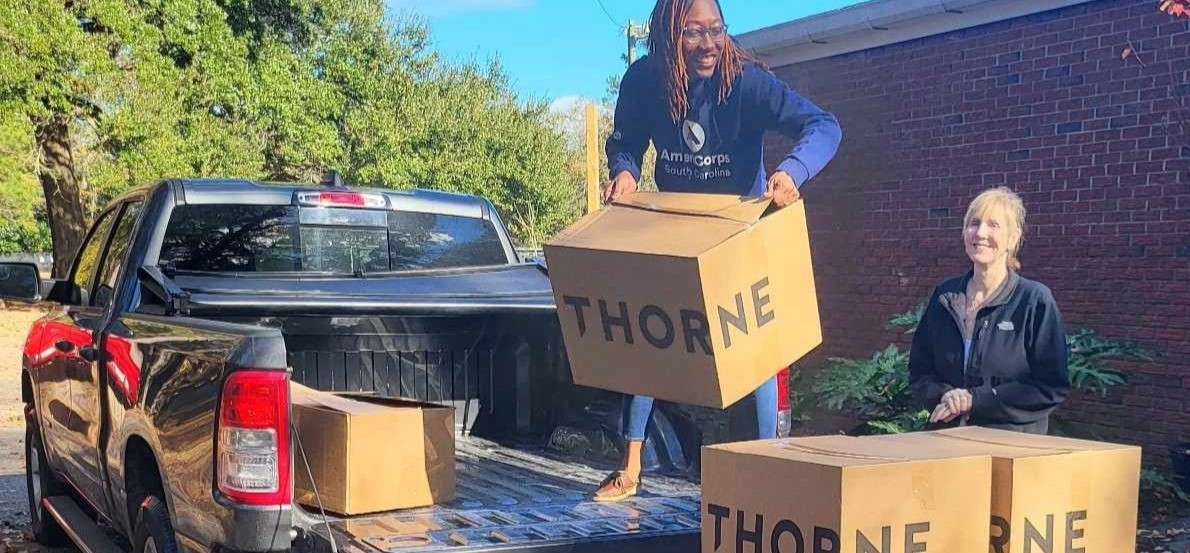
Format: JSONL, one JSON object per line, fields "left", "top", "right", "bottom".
{"left": 159, "top": 205, "right": 508, "bottom": 273}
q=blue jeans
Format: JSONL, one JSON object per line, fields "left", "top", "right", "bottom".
{"left": 622, "top": 376, "right": 779, "bottom": 441}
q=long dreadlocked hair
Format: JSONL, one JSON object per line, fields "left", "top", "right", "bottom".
{"left": 647, "top": 0, "right": 753, "bottom": 123}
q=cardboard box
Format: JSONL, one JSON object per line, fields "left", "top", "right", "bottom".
{"left": 290, "top": 384, "right": 455, "bottom": 515}
{"left": 702, "top": 435, "right": 992, "bottom": 553}
{"left": 543, "top": 192, "right": 821, "bottom": 408}
{"left": 873, "top": 428, "right": 1141, "bottom": 553}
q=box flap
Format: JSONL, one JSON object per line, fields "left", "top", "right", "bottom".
{"left": 291, "top": 383, "right": 398, "bottom": 416}
{"left": 613, "top": 192, "right": 773, "bottom": 224}
{"left": 544, "top": 208, "right": 746, "bottom": 257}
{"left": 544, "top": 193, "right": 772, "bottom": 258}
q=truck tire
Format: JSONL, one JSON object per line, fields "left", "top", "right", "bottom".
{"left": 133, "top": 496, "right": 178, "bottom": 553}
{"left": 25, "top": 411, "right": 69, "bottom": 546}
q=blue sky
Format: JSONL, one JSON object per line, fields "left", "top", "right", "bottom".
{"left": 386, "top": 0, "right": 868, "bottom": 104}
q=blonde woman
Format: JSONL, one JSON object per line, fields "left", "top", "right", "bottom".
{"left": 909, "top": 187, "right": 1069, "bottom": 434}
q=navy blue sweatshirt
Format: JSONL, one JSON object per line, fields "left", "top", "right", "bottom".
{"left": 606, "top": 55, "right": 842, "bottom": 196}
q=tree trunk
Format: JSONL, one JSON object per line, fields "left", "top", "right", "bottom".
{"left": 35, "top": 114, "right": 87, "bottom": 279}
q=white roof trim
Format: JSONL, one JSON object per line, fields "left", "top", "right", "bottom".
{"left": 737, "top": 0, "right": 1101, "bottom": 68}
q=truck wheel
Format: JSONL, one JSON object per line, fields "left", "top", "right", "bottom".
{"left": 25, "top": 411, "right": 69, "bottom": 546}
{"left": 133, "top": 496, "right": 178, "bottom": 553}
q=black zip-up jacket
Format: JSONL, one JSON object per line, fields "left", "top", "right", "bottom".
{"left": 909, "top": 270, "right": 1070, "bottom": 434}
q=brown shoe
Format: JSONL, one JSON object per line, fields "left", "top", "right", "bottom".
{"left": 592, "top": 471, "right": 640, "bottom": 502}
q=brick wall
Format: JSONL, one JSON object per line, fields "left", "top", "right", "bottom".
{"left": 764, "top": 0, "right": 1189, "bottom": 465}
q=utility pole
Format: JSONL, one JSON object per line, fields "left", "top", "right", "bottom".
{"left": 584, "top": 102, "right": 599, "bottom": 214}
{"left": 626, "top": 20, "right": 648, "bottom": 65}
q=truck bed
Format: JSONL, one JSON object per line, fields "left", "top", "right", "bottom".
{"left": 299, "top": 436, "right": 701, "bottom": 553}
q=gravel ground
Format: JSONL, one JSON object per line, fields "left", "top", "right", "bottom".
{"left": 0, "top": 306, "right": 72, "bottom": 553}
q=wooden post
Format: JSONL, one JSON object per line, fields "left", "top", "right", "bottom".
{"left": 585, "top": 102, "right": 599, "bottom": 214}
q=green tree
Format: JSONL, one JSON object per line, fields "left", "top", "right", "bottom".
{"left": 0, "top": 0, "right": 578, "bottom": 271}
{"left": 341, "top": 57, "right": 577, "bottom": 247}
{"left": 0, "top": 110, "right": 49, "bottom": 254}
{"left": 0, "top": 0, "right": 111, "bottom": 274}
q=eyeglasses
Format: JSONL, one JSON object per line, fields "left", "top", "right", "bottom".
{"left": 681, "top": 25, "right": 728, "bottom": 45}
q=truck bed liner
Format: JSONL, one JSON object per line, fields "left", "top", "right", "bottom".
{"left": 302, "top": 436, "right": 701, "bottom": 553}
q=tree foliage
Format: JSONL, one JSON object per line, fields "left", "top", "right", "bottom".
{"left": 0, "top": 111, "right": 48, "bottom": 254}
{"left": 0, "top": 0, "right": 577, "bottom": 265}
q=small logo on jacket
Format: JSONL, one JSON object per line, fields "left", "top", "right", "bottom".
{"left": 997, "top": 321, "right": 1015, "bottom": 331}
{"left": 682, "top": 120, "right": 705, "bottom": 153}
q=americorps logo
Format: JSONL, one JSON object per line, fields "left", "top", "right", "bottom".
{"left": 682, "top": 120, "right": 706, "bottom": 153}
{"left": 659, "top": 149, "right": 731, "bottom": 167}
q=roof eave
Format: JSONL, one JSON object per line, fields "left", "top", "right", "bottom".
{"left": 737, "top": 0, "right": 1100, "bottom": 67}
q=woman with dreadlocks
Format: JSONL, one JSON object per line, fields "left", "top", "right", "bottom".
{"left": 594, "top": 0, "right": 842, "bottom": 502}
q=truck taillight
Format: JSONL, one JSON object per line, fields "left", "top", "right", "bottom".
{"left": 776, "top": 367, "right": 792, "bottom": 438}
{"left": 217, "top": 370, "right": 290, "bottom": 506}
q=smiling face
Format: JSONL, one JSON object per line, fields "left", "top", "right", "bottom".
{"left": 964, "top": 202, "right": 1021, "bottom": 270}
{"left": 648, "top": 0, "right": 749, "bottom": 122}
{"left": 682, "top": 0, "right": 725, "bottom": 80}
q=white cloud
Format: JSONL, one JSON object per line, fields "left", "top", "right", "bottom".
{"left": 546, "top": 96, "right": 610, "bottom": 150}
{"left": 386, "top": 0, "right": 533, "bottom": 18}
{"left": 548, "top": 95, "right": 591, "bottom": 117}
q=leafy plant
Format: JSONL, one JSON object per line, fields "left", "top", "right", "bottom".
{"left": 811, "top": 298, "right": 1155, "bottom": 435}
{"left": 866, "top": 413, "right": 930, "bottom": 435}
{"left": 0, "top": 219, "right": 50, "bottom": 255}
{"left": 784, "top": 366, "right": 813, "bottom": 425}
{"left": 811, "top": 344, "right": 929, "bottom": 435}
{"left": 1066, "top": 327, "right": 1154, "bottom": 397}
{"left": 1141, "top": 468, "right": 1190, "bottom": 506}
{"left": 885, "top": 302, "right": 924, "bottom": 334}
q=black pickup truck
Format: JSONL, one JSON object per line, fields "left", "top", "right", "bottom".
{"left": 0, "top": 178, "right": 791, "bottom": 553}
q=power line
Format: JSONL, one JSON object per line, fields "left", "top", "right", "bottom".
{"left": 593, "top": 0, "right": 625, "bottom": 29}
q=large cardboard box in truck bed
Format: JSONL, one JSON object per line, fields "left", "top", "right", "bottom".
{"left": 543, "top": 192, "right": 821, "bottom": 409}
{"left": 873, "top": 427, "right": 1141, "bottom": 553}
{"left": 290, "top": 384, "right": 455, "bottom": 515}
{"left": 701, "top": 435, "right": 992, "bottom": 553}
